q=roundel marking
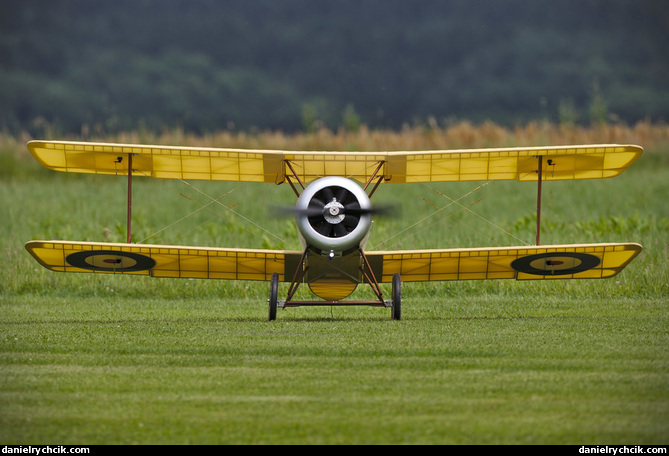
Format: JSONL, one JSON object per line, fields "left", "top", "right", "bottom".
{"left": 66, "top": 250, "right": 156, "bottom": 272}
{"left": 511, "top": 252, "right": 600, "bottom": 276}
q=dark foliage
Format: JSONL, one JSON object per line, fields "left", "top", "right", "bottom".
{"left": 1, "top": 0, "right": 667, "bottom": 134}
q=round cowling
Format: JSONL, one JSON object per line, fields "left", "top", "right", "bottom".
{"left": 295, "top": 176, "right": 373, "bottom": 253}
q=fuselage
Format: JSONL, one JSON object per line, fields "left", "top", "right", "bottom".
{"left": 293, "top": 176, "right": 375, "bottom": 300}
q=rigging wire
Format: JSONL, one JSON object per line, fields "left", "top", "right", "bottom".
{"left": 374, "top": 180, "right": 530, "bottom": 250}
{"left": 374, "top": 181, "right": 492, "bottom": 249}
{"left": 134, "top": 165, "right": 539, "bottom": 250}
{"left": 178, "top": 179, "right": 287, "bottom": 245}
{"left": 139, "top": 179, "right": 286, "bottom": 245}
{"left": 138, "top": 189, "right": 235, "bottom": 244}
{"left": 425, "top": 183, "right": 530, "bottom": 246}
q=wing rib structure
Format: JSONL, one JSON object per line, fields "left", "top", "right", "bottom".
{"left": 26, "top": 241, "right": 641, "bottom": 283}
{"left": 27, "top": 141, "right": 642, "bottom": 184}
{"left": 25, "top": 240, "right": 302, "bottom": 282}
{"left": 366, "top": 243, "right": 642, "bottom": 282}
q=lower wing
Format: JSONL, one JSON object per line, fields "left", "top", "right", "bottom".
{"left": 25, "top": 240, "right": 303, "bottom": 281}
{"left": 366, "top": 243, "right": 642, "bottom": 282}
{"left": 26, "top": 240, "right": 641, "bottom": 283}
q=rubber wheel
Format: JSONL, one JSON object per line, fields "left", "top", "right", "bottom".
{"left": 268, "top": 272, "right": 279, "bottom": 321}
{"left": 391, "top": 273, "right": 401, "bottom": 321}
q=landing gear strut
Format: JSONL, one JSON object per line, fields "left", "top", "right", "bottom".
{"left": 267, "top": 253, "right": 403, "bottom": 321}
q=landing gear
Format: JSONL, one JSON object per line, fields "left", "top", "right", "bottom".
{"left": 391, "top": 273, "right": 402, "bottom": 321}
{"left": 267, "top": 252, "right": 401, "bottom": 321}
{"left": 268, "top": 272, "right": 279, "bottom": 321}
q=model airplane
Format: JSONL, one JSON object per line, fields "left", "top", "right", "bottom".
{"left": 25, "top": 140, "right": 643, "bottom": 320}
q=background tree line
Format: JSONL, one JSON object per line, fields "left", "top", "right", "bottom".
{"left": 1, "top": 0, "right": 667, "bottom": 135}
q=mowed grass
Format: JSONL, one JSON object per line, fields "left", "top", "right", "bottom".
{"left": 1, "top": 123, "right": 668, "bottom": 444}
{"left": 2, "top": 295, "right": 666, "bottom": 444}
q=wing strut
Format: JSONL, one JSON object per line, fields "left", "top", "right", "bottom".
{"left": 127, "top": 153, "right": 133, "bottom": 243}
{"left": 536, "top": 156, "right": 542, "bottom": 246}
{"left": 115, "top": 153, "right": 134, "bottom": 243}
{"left": 284, "top": 160, "right": 305, "bottom": 198}
{"left": 363, "top": 161, "right": 385, "bottom": 198}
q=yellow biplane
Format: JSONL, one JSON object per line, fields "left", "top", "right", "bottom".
{"left": 25, "top": 140, "right": 643, "bottom": 320}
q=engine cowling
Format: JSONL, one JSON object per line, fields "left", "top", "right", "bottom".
{"left": 295, "top": 176, "right": 373, "bottom": 254}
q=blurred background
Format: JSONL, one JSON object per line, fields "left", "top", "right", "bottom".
{"left": 1, "top": 0, "right": 667, "bottom": 136}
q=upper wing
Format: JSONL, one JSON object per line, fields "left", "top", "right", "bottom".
{"left": 365, "top": 243, "right": 642, "bottom": 282}
{"left": 27, "top": 140, "right": 642, "bottom": 184}
{"left": 25, "top": 240, "right": 303, "bottom": 282}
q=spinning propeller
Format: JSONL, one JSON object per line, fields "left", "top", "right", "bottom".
{"left": 305, "top": 185, "right": 367, "bottom": 238}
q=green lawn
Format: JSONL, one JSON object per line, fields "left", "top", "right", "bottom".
{"left": 1, "top": 130, "right": 667, "bottom": 444}
{"left": 1, "top": 295, "right": 666, "bottom": 444}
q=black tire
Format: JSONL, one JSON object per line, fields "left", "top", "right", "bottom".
{"left": 391, "top": 273, "right": 401, "bottom": 321}
{"left": 268, "top": 272, "right": 279, "bottom": 321}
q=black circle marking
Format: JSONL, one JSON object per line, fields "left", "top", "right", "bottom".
{"left": 511, "top": 252, "right": 600, "bottom": 276}
{"left": 66, "top": 250, "right": 156, "bottom": 272}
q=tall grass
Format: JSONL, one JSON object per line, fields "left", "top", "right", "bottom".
{"left": 100, "top": 119, "right": 669, "bottom": 156}
{"left": 5, "top": 119, "right": 669, "bottom": 156}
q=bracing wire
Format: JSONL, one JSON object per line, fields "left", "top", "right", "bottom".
{"left": 139, "top": 179, "right": 286, "bottom": 245}
{"left": 177, "top": 180, "right": 287, "bottom": 245}
{"left": 374, "top": 181, "right": 492, "bottom": 249}
{"left": 138, "top": 189, "right": 235, "bottom": 244}
{"left": 374, "top": 180, "right": 530, "bottom": 250}
{"left": 425, "top": 183, "right": 530, "bottom": 246}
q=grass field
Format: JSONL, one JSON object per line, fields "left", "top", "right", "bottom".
{"left": 1, "top": 122, "right": 668, "bottom": 444}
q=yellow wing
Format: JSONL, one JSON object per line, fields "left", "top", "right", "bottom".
{"left": 26, "top": 241, "right": 642, "bottom": 285}
{"left": 25, "top": 240, "right": 303, "bottom": 282}
{"left": 366, "top": 243, "right": 642, "bottom": 282}
{"left": 27, "top": 140, "right": 642, "bottom": 184}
